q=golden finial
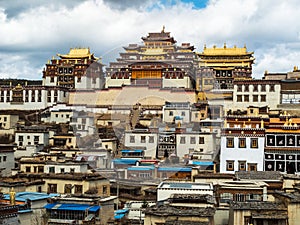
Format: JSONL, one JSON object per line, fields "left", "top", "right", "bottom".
{"left": 224, "top": 43, "right": 226, "bottom": 48}
{"left": 10, "top": 187, "right": 16, "bottom": 205}
{"left": 204, "top": 44, "right": 206, "bottom": 50}
{"left": 161, "top": 25, "right": 165, "bottom": 33}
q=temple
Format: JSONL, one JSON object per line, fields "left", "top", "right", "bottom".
{"left": 43, "top": 48, "right": 104, "bottom": 89}
{"left": 197, "top": 44, "right": 255, "bottom": 90}
{"left": 105, "top": 28, "right": 198, "bottom": 89}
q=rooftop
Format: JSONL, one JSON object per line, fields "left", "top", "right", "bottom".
{"left": 158, "top": 182, "right": 213, "bottom": 190}
{"left": 230, "top": 201, "right": 286, "bottom": 210}
{"left": 145, "top": 205, "right": 215, "bottom": 217}
{"left": 235, "top": 171, "right": 282, "bottom": 181}
{"left": 3, "top": 192, "right": 59, "bottom": 202}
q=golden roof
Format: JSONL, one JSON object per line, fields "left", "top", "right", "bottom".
{"left": 199, "top": 44, "right": 253, "bottom": 56}
{"left": 57, "top": 48, "right": 98, "bottom": 60}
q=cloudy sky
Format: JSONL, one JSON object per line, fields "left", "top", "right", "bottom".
{"left": 0, "top": 0, "right": 300, "bottom": 80}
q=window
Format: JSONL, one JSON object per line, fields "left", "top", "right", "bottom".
{"left": 60, "top": 168, "right": 65, "bottom": 173}
{"left": 48, "top": 184, "right": 57, "bottom": 193}
{"left": 253, "top": 85, "right": 258, "bottom": 92}
{"left": 3, "top": 156, "right": 6, "bottom": 162}
{"left": 34, "top": 136, "right": 39, "bottom": 144}
{"left": 74, "top": 185, "right": 83, "bottom": 194}
{"left": 226, "top": 160, "right": 234, "bottom": 171}
{"left": 149, "top": 136, "right": 154, "bottom": 143}
{"left": 190, "top": 137, "right": 196, "bottom": 144}
{"left": 261, "top": 85, "right": 266, "bottom": 92}
{"left": 103, "top": 186, "right": 107, "bottom": 194}
{"left": 227, "top": 138, "right": 234, "bottom": 148}
{"left": 50, "top": 77, "right": 54, "bottom": 83}
{"left": 269, "top": 84, "right": 275, "bottom": 92}
{"left": 130, "top": 136, "right": 135, "bottom": 143}
{"left": 244, "top": 95, "right": 249, "bottom": 102}
{"left": 244, "top": 85, "right": 249, "bottom": 92}
{"left": 237, "top": 85, "right": 242, "bottom": 92}
{"left": 49, "top": 167, "right": 55, "bottom": 173}
{"left": 3, "top": 117, "right": 7, "bottom": 122}
{"left": 261, "top": 95, "right": 266, "bottom": 102}
{"left": 141, "top": 136, "right": 146, "bottom": 143}
{"left": 181, "top": 111, "right": 185, "bottom": 116}
{"left": 237, "top": 95, "right": 242, "bottom": 102}
{"left": 199, "top": 137, "right": 205, "bottom": 144}
{"left": 251, "top": 138, "right": 258, "bottom": 148}
{"left": 26, "top": 166, "right": 31, "bottom": 173}
{"left": 248, "top": 163, "right": 257, "bottom": 171}
{"left": 169, "top": 111, "right": 173, "bottom": 116}
{"left": 253, "top": 95, "right": 258, "bottom": 102}
{"left": 239, "top": 161, "right": 246, "bottom": 171}
{"left": 18, "top": 136, "right": 23, "bottom": 141}
{"left": 64, "top": 184, "right": 72, "bottom": 194}
{"left": 180, "top": 136, "right": 186, "bottom": 144}
{"left": 239, "top": 138, "right": 246, "bottom": 148}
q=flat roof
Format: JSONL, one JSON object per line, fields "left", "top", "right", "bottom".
{"left": 3, "top": 192, "right": 59, "bottom": 202}
{"left": 158, "top": 182, "right": 213, "bottom": 190}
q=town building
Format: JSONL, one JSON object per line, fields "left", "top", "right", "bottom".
{"left": 105, "top": 28, "right": 197, "bottom": 89}
{"left": 0, "top": 144, "right": 15, "bottom": 177}
{"left": 43, "top": 48, "right": 105, "bottom": 90}
{"left": 197, "top": 44, "right": 255, "bottom": 91}
{"left": 233, "top": 79, "right": 281, "bottom": 111}
{"left": 220, "top": 115, "right": 266, "bottom": 173}
{"left": 157, "top": 181, "right": 213, "bottom": 202}
{"left": 264, "top": 116, "right": 300, "bottom": 173}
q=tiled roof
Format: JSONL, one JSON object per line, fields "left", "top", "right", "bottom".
{"left": 230, "top": 201, "right": 286, "bottom": 210}
{"left": 235, "top": 171, "right": 282, "bottom": 180}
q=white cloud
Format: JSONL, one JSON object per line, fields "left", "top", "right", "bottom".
{"left": 0, "top": 0, "right": 300, "bottom": 79}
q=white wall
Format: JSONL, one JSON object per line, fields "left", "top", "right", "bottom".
{"left": 220, "top": 136, "right": 264, "bottom": 173}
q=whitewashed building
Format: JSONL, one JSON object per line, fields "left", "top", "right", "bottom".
{"left": 220, "top": 116, "right": 266, "bottom": 173}
{"left": 157, "top": 181, "right": 213, "bottom": 202}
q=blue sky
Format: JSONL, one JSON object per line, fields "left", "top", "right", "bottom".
{"left": 0, "top": 0, "right": 300, "bottom": 79}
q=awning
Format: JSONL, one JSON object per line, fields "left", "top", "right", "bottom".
{"left": 44, "top": 203, "right": 100, "bottom": 212}
{"left": 190, "top": 161, "right": 214, "bottom": 166}
{"left": 121, "top": 149, "right": 143, "bottom": 153}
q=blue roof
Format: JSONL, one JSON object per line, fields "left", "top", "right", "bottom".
{"left": 121, "top": 149, "right": 143, "bottom": 153}
{"left": 190, "top": 161, "right": 214, "bottom": 166}
{"left": 114, "top": 209, "right": 129, "bottom": 220}
{"left": 158, "top": 167, "right": 192, "bottom": 172}
{"left": 113, "top": 158, "right": 139, "bottom": 165}
{"left": 44, "top": 203, "right": 100, "bottom": 212}
{"left": 127, "top": 166, "right": 154, "bottom": 171}
{"left": 174, "top": 116, "right": 183, "bottom": 120}
{"left": 3, "top": 192, "right": 59, "bottom": 202}
{"left": 115, "top": 214, "right": 125, "bottom": 219}
{"left": 169, "top": 183, "right": 193, "bottom": 189}
{"left": 115, "top": 209, "right": 129, "bottom": 214}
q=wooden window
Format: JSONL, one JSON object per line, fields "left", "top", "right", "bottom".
{"left": 227, "top": 138, "right": 234, "bottom": 148}
{"left": 190, "top": 137, "right": 196, "bottom": 144}
{"left": 199, "top": 137, "right": 204, "bottom": 144}
{"left": 141, "top": 136, "right": 146, "bottom": 143}
{"left": 226, "top": 160, "right": 234, "bottom": 171}
{"left": 253, "top": 85, "right": 258, "bottom": 92}
{"left": 244, "top": 85, "right": 249, "bottom": 92}
{"left": 180, "top": 137, "right": 186, "bottom": 144}
{"left": 149, "top": 136, "right": 154, "bottom": 143}
{"left": 130, "top": 136, "right": 135, "bottom": 143}
{"left": 64, "top": 184, "right": 72, "bottom": 194}
{"left": 237, "top": 85, "right": 242, "bottom": 92}
{"left": 251, "top": 138, "right": 258, "bottom": 148}
{"left": 48, "top": 184, "right": 57, "bottom": 193}
{"left": 253, "top": 95, "right": 258, "bottom": 102}
{"left": 248, "top": 163, "right": 257, "bottom": 171}
{"left": 74, "top": 185, "right": 83, "bottom": 194}
{"left": 237, "top": 95, "right": 242, "bottom": 102}
{"left": 260, "top": 95, "right": 266, "bottom": 102}
{"left": 261, "top": 85, "right": 266, "bottom": 92}
{"left": 239, "top": 138, "right": 246, "bottom": 148}
{"left": 269, "top": 84, "right": 275, "bottom": 92}
{"left": 244, "top": 95, "right": 249, "bottom": 102}
{"left": 239, "top": 161, "right": 246, "bottom": 171}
